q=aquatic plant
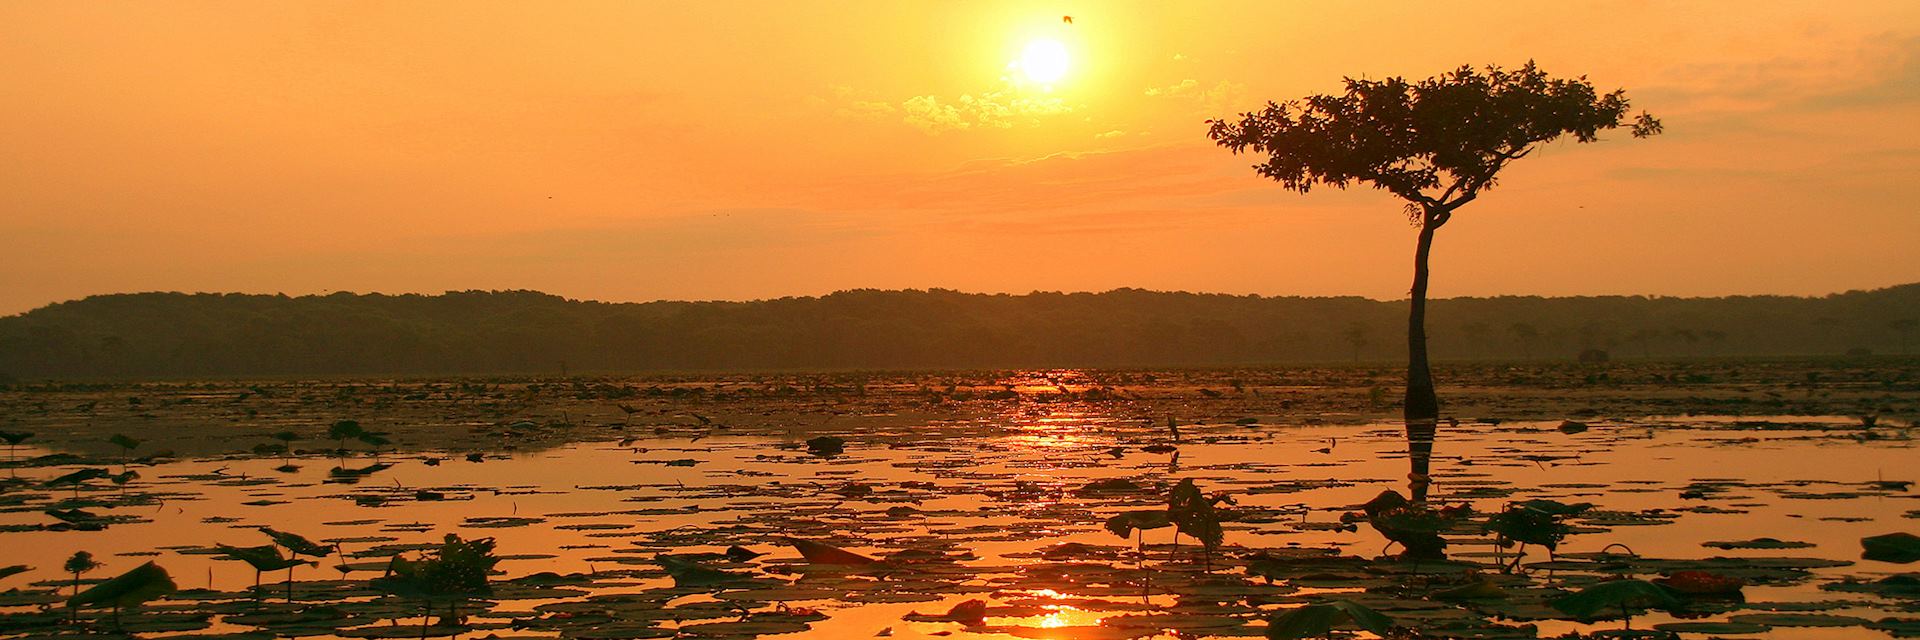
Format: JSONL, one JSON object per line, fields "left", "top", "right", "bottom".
{"left": 108, "top": 469, "right": 139, "bottom": 493}
{"left": 1549, "top": 579, "right": 1682, "bottom": 629}
{"left": 1357, "top": 490, "right": 1465, "bottom": 561}
{"left": 904, "top": 599, "right": 987, "bottom": 626}
{"left": 805, "top": 436, "right": 845, "bottom": 457}
{"left": 268, "top": 430, "right": 301, "bottom": 469}
{"left": 328, "top": 420, "right": 365, "bottom": 459}
{"left": 1653, "top": 570, "right": 1745, "bottom": 596}
{"left": 108, "top": 433, "right": 141, "bottom": 473}
{"left": 357, "top": 430, "right": 393, "bottom": 461}
{"left": 328, "top": 462, "right": 393, "bottom": 483}
{"left": 1485, "top": 499, "right": 1593, "bottom": 571}
{"left": 3, "top": 376, "right": 1916, "bottom": 639}
{"left": 0, "top": 430, "right": 30, "bottom": 475}
{"left": 779, "top": 536, "right": 878, "bottom": 565}
{"left": 1265, "top": 599, "right": 1395, "bottom": 640}
{"left": 371, "top": 534, "right": 500, "bottom": 627}
{"left": 47, "top": 508, "right": 108, "bottom": 530}
{"left": 45, "top": 467, "right": 110, "bottom": 500}
{"left": 67, "top": 561, "right": 175, "bottom": 627}
{"left": 657, "top": 555, "right": 753, "bottom": 587}
{"left": 262, "top": 526, "right": 336, "bottom": 558}
{"left": 65, "top": 551, "right": 100, "bottom": 599}
{"left": 1167, "top": 478, "right": 1229, "bottom": 569}
{"left": 216, "top": 543, "right": 311, "bottom": 601}
{"left": 1105, "top": 509, "right": 1172, "bottom": 552}
{"left": 259, "top": 527, "right": 337, "bottom": 597}
{"left": 1099, "top": 479, "right": 1231, "bottom": 568}
{"left": 1863, "top": 532, "right": 1920, "bottom": 564}
{"left": 1432, "top": 573, "right": 1509, "bottom": 600}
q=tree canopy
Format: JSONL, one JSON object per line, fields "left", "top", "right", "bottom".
{"left": 1207, "top": 62, "right": 1661, "bottom": 221}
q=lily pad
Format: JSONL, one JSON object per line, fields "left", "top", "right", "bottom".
{"left": 1864, "top": 533, "right": 1920, "bottom": 563}
{"left": 1703, "top": 537, "right": 1813, "bottom": 550}
{"left": 1725, "top": 613, "right": 1872, "bottom": 627}
{"left": 1652, "top": 620, "right": 1771, "bottom": 634}
{"left": 1549, "top": 580, "right": 1680, "bottom": 620}
{"left": 1264, "top": 600, "right": 1393, "bottom": 640}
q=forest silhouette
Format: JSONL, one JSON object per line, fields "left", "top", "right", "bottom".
{"left": 1, "top": 285, "right": 1914, "bottom": 379}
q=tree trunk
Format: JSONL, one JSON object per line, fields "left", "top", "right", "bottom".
{"left": 1405, "top": 215, "right": 1442, "bottom": 502}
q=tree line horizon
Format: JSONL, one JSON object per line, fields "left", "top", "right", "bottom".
{"left": 0, "top": 285, "right": 1913, "bottom": 380}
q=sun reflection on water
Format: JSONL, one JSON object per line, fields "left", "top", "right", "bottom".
{"left": 989, "top": 371, "right": 1128, "bottom": 451}
{"left": 1011, "top": 589, "right": 1105, "bottom": 629}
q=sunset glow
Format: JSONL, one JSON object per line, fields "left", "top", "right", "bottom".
{"left": 1, "top": 4, "right": 1915, "bottom": 637}
{"left": 0, "top": 2, "right": 1915, "bottom": 314}
{"left": 1018, "top": 38, "right": 1071, "bottom": 84}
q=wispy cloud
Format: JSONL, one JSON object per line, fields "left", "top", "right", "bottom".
{"left": 819, "top": 83, "right": 1074, "bottom": 135}
{"left": 1645, "top": 34, "right": 1920, "bottom": 114}
{"left": 1144, "top": 78, "right": 1248, "bottom": 115}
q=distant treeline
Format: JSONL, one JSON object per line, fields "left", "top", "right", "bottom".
{"left": 0, "top": 286, "right": 1916, "bottom": 379}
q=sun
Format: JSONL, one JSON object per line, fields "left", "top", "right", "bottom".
{"left": 1018, "top": 38, "right": 1070, "bottom": 84}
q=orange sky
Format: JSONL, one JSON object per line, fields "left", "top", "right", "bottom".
{"left": 3, "top": 1, "right": 1918, "bottom": 315}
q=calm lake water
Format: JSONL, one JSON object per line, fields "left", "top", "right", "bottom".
{"left": 1, "top": 410, "right": 1915, "bottom": 639}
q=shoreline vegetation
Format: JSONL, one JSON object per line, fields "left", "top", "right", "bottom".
{"left": 2, "top": 360, "right": 1913, "bottom": 456}
{"left": 2, "top": 285, "right": 1916, "bottom": 380}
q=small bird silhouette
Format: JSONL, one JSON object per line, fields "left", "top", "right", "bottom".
{"left": 1062, "top": 15, "right": 1073, "bottom": 24}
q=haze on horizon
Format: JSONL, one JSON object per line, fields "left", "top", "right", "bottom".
{"left": 3, "top": 1, "right": 1918, "bottom": 316}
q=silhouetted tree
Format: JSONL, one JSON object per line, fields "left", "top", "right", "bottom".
{"left": 1209, "top": 62, "right": 1658, "bottom": 499}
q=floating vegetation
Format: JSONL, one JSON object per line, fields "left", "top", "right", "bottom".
{"left": 1863, "top": 532, "right": 1920, "bottom": 564}
{"left": 804, "top": 436, "right": 845, "bottom": 457}
{"left": 0, "top": 369, "right": 1917, "bottom": 639}
{"left": 1264, "top": 599, "right": 1395, "bottom": 640}
{"left": 370, "top": 534, "right": 500, "bottom": 627}
{"left": 1550, "top": 579, "right": 1683, "bottom": 625}
{"left": 1486, "top": 498, "right": 1593, "bottom": 570}
{"left": 63, "top": 550, "right": 100, "bottom": 599}
{"left": 66, "top": 561, "right": 177, "bottom": 627}
{"left": 214, "top": 544, "right": 312, "bottom": 601}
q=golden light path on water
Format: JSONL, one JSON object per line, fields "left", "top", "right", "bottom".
{"left": 0, "top": 378, "right": 1914, "bottom": 640}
